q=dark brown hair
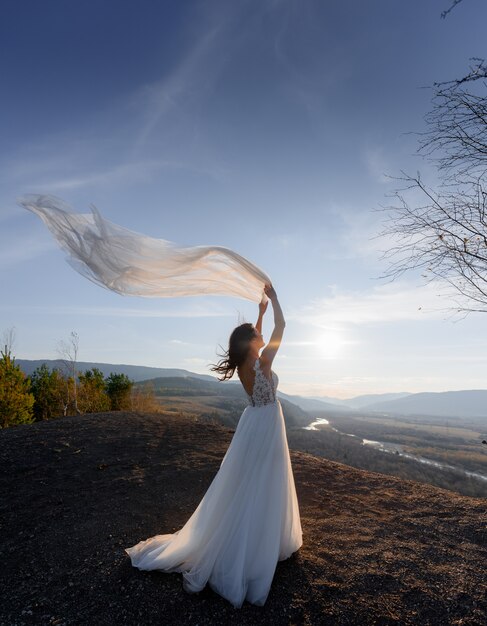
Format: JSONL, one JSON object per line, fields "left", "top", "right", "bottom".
{"left": 210, "top": 323, "right": 257, "bottom": 381}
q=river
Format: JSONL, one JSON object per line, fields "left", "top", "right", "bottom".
{"left": 302, "top": 417, "right": 487, "bottom": 483}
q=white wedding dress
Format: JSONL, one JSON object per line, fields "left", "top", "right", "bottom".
{"left": 125, "top": 357, "right": 303, "bottom": 608}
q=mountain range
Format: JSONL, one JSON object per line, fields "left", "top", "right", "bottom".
{"left": 16, "top": 359, "right": 216, "bottom": 382}
{"left": 16, "top": 358, "right": 487, "bottom": 420}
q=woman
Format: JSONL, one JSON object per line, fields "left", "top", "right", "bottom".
{"left": 125, "top": 283, "right": 303, "bottom": 608}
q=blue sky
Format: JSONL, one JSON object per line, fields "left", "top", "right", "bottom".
{"left": 1, "top": 0, "right": 486, "bottom": 398}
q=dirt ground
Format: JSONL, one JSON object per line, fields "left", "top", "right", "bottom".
{"left": 1, "top": 411, "right": 486, "bottom": 625}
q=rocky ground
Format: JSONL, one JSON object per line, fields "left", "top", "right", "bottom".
{"left": 1, "top": 411, "right": 486, "bottom": 625}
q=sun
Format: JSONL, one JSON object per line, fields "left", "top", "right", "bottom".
{"left": 315, "top": 330, "right": 346, "bottom": 358}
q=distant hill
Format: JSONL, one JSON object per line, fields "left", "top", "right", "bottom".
{"left": 140, "top": 375, "right": 236, "bottom": 397}
{"left": 276, "top": 391, "right": 350, "bottom": 413}
{"left": 306, "top": 390, "right": 487, "bottom": 420}
{"left": 16, "top": 359, "right": 216, "bottom": 383}
{"left": 138, "top": 376, "right": 312, "bottom": 429}
{"left": 317, "top": 392, "right": 413, "bottom": 409}
{"left": 16, "top": 359, "right": 311, "bottom": 428}
{"left": 16, "top": 359, "right": 487, "bottom": 420}
{"left": 362, "top": 389, "right": 487, "bottom": 419}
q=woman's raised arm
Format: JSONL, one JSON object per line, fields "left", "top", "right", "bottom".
{"left": 260, "top": 284, "right": 285, "bottom": 367}
{"left": 255, "top": 297, "right": 268, "bottom": 334}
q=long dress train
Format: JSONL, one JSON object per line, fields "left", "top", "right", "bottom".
{"left": 124, "top": 357, "right": 303, "bottom": 608}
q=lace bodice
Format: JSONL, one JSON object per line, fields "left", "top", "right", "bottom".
{"left": 246, "top": 358, "right": 278, "bottom": 407}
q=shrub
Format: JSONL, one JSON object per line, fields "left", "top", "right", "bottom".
{"left": 29, "top": 364, "right": 67, "bottom": 420}
{"left": 0, "top": 347, "right": 34, "bottom": 428}
{"left": 131, "top": 381, "right": 159, "bottom": 413}
{"left": 106, "top": 373, "right": 133, "bottom": 410}
{"left": 77, "top": 368, "right": 110, "bottom": 414}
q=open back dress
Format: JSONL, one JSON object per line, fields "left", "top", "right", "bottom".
{"left": 125, "top": 357, "right": 303, "bottom": 608}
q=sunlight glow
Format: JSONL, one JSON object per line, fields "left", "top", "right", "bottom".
{"left": 315, "top": 330, "right": 347, "bottom": 358}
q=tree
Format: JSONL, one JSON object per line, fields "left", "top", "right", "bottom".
{"left": 374, "top": 27, "right": 487, "bottom": 318}
{"left": 57, "top": 331, "right": 81, "bottom": 414}
{"left": 0, "top": 346, "right": 34, "bottom": 428}
{"left": 374, "top": 169, "right": 487, "bottom": 318}
{"left": 77, "top": 368, "right": 110, "bottom": 414}
{"left": 2, "top": 326, "right": 16, "bottom": 354}
{"left": 29, "top": 364, "right": 66, "bottom": 421}
{"left": 415, "top": 58, "right": 487, "bottom": 178}
{"left": 105, "top": 373, "right": 133, "bottom": 410}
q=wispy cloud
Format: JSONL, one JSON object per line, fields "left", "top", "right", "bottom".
{"left": 31, "top": 159, "right": 223, "bottom": 192}
{"left": 0, "top": 149, "right": 79, "bottom": 184}
{"left": 288, "top": 279, "right": 460, "bottom": 328}
{"left": 268, "top": 233, "right": 298, "bottom": 249}
{"left": 0, "top": 232, "right": 57, "bottom": 268}
{"left": 30, "top": 161, "right": 172, "bottom": 193}
{"left": 0, "top": 303, "right": 233, "bottom": 318}
{"left": 4, "top": 1, "right": 329, "bottom": 204}
{"left": 2, "top": 143, "right": 226, "bottom": 200}
{"left": 130, "top": 23, "right": 224, "bottom": 154}
{"left": 1, "top": 5, "right": 239, "bottom": 200}
{"left": 326, "top": 203, "right": 411, "bottom": 262}
{"left": 183, "top": 357, "right": 211, "bottom": 365}
{"left": 126, "top": 0, "right": 259, "bottom": 160}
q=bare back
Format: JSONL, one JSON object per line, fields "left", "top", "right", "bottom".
{"left": 237, "top": 356, "right": 273, "bottom": 397}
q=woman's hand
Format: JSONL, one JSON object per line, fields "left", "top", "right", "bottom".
{"left": 259, "top": 298, "right": 269, "bottom": 316}
{"left": 264, "top": 283, "right": 277, "bottom": 302}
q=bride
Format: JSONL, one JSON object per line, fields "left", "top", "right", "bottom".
{"left": 17, "top": 194, "right": 302, "bottom": 607}
{"left": 125, "top": 283, "right": 303, "bottom": 608}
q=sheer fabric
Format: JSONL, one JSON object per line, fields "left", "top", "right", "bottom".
{"left": 125, "top": 358, "right": 303, "bottom": 608}
{"left": 18, "top": 194, "right": 271, "bottom": 303}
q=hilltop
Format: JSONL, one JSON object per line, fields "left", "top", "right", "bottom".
{"left": 1, "top": 412, "right": 486, "bottom": 625}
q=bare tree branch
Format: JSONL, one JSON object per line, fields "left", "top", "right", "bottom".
{"left": 2, "top": 327, "right": 16, "bottom": 355}
{"left": 409, "top": 63, "right": 487, "bottom": 180}
{"left": 57, "top": 331, "right": 81, "bottom": 415}
{"left": 373, "top": 171, "right": 487, "bottom": 318}
{"left": 374, "top": 21, "right": 487, "bottom": 320}
{"left": 441, "top": 0, "right": 466, "bottom": 19}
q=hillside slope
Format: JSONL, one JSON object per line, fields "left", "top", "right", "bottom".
{"left": 16, "top": 359, "right": 215, "bottom": 382}
{"left": 141, "top": 376, "right": 312, "bottom": 428}
{"left": 1, "top": 412, "right": 486, "bottom": 625}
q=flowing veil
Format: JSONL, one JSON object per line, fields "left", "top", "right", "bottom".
{"left": 18, "top": 194, "right": 271, "bottom": 303}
